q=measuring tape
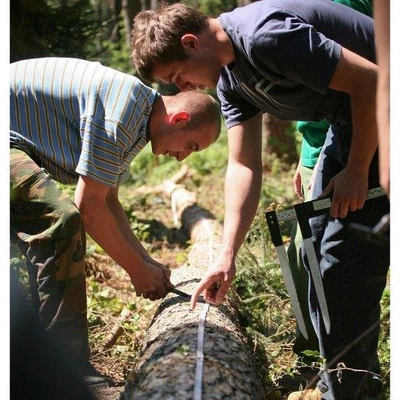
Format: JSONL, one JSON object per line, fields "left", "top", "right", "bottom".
{"left": 193, "top": 221, "right": 214, "bottom": 400}
{"left": 194, "top": 303, "right": 209, "bottom": 400}
{"left": 274, "top": 187, "right": 386, "bottom": 222}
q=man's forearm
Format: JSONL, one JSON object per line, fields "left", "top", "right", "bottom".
{"left": 329, "top": 47, "right": 378, "bottom": 175}
{"left": 82, "top": 202, "right": 147, "bottom": 277}
{"left": 219, "top": 114, "right": 264, "bottom": 260}
{"left": 347, "top": 91, "right": 378, "bottom": 174}
{"left": 219, "top": 160, "right": 263, "bottom": 259}
{"left": 74, "top": 181, "right": 148, "bottom": 278}
{"left": 74, "top": 175, "right": 173, "bottom": 298}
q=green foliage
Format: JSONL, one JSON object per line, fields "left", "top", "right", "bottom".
{"left": 10, "top": 247, "right": 30, "bottom": 299}
{"left": 197, "top": 0, "right": 237, "bottom": 16}
{"left": 176, "top": 344, "right": 190, "bottom": 356}
{"left": 59, "top": 183, "right": 76, "bottom": 198}
{"left": 378, "top": 285, "right": 390, "bottom": 397}
{"left": 11, "top": 0, "right": 103, "bottom": 62}
{"left": 45, "top": 0, "right": 101, "bottom": 58}
{"left": 93, "top": 18, "right": 135, "bottom": 74}
{"left": 130, "top": 219, "right": 152, "bottom": 242}
{"left": 11, "top": 0, "right": 134, "bottom": 74}
{"left": 235, "top": 205, "right": 295, "bottom": 336}
{"left": 178, "top": 0, "right": 237, "bottom": 16}
{"left": 129, "top": 146, "right": 180, "bottom": 187}
{"left": 87, "top": 278, "right": 128, "bottom": 318}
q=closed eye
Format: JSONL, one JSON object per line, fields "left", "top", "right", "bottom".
{"left": 172, "top": 73, "right": 182, "bottom": 86}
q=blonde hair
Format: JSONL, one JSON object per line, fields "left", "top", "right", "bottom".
{"left": 131, "top": 3, "right": 208, "bottom": 82}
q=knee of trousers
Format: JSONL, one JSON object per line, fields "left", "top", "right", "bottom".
{"left": 56, "top": 207, "right": 85, "bottom": 242}
{"left": 28, "top": 204, "right": 85, "bottom": 245}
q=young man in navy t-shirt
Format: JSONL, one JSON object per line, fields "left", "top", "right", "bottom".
{"left": 132, "top": 1, "right": 389, "bottom": 399}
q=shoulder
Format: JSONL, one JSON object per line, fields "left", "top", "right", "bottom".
{"left": 218, "top": 1, "right": 314, "bottom": 59}
{"left": 217, "top": 69, "right": 261, "bottom": 129}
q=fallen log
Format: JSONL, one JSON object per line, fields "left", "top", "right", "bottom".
{"left": 120, "top": 170, "right": 265, "bottom": 399}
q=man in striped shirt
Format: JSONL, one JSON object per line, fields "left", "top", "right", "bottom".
{"left": 10, "top": 57, "right": 221, "bottom": 386}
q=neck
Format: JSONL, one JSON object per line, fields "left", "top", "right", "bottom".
{"left": 207, "top": 18, "right": 235, "bottom": 66}
{"left": 148, "top": 95, "right": 166, "bottom": 141}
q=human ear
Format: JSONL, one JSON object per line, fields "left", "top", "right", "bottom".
{"left": 181, "top": 34, "right": 198, "bottom": 50}
{"left": 169, "top": 111, "right": 191, "bottom": 125}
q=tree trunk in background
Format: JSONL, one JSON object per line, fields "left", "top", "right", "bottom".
{"left": 121, "top": 170, "right": 265, "bottom": 400}
{"left": 150, "top": 0, "right": 159, "bottom": 10}
{"left": 122, "top": 0, "right": 142, "bottom": 48}
{"left": 263, "top": 113, "right": 298, "bottom": 169}
{"left": 108, "top": 0, "right": 122, "bottom": 43}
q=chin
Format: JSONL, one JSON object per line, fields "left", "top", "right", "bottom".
{"left": 210, "top": 78, "right": 219, "bottom": 89}
{"left": 150, "top": 146, "right": 158, "bottom": 156}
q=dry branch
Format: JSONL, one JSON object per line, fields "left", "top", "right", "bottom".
{"left": 120, "top": 170, "right": 265, "bottom": 399}
{"left": 132, "top": 164, "right": 193, "bottom": 196}
{"left": 103, "top": 307, "right": 133, "bottom": 350}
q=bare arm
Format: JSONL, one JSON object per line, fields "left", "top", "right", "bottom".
{"left": 374, "top": 0, "right": 390, "bottom": 196}
{"left": 219, "top": 113, "right": 264, "bottom": 257}
{"left": 74, "top": 175, "right": 173, "bottom": 299}
{"left": 321, "top": 46, "right": 379, "bottom": 218}
{"left": 191, "top": 113, "right": 263, "bottom": 308}
{"left": 293, "top": 160, "right": 304, "bottom": 201}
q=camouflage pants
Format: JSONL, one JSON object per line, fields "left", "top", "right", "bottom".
{"left": 10, "top": 148, "right": 89, "bottom": 360}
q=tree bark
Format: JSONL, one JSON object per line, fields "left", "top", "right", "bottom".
{"left": 121, "top": 169, "right": 265, "bottom": 400}
{"left": 122, "top": 0, "right": 141, "bottom": 48}
{"left": 107, "top": 0, "right": 122, "bottom": 43}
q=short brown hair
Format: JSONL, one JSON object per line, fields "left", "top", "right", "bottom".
{"left": 174, "top": 91, "right": 221, "bottom": 143}
{"left": 131, "top": 3, "right": 209, "bottom": 82}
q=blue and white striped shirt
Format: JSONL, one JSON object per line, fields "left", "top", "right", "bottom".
{"left": 10, "top": 57, "right": 158, "bottom": 186}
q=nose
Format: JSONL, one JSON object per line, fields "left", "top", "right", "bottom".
{"left": 171, "top": 150, "right": 192, "bottom": 162}
{"left": 175, "top": 78, "right": 193, "bottom": 92}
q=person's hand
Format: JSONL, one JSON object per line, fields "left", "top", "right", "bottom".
{"left": 293, "top": 162, "right": 304, "bottom": 201}
{"left": 143, "top": 255, "right": 172, "bottom": 280}
{"left": 190, "top": 255, "right": 236, "bottom": 310}
{"left": 319, "top": 166, "right": 369, "bottom": 218}
{"left": 308, "top": 164, "right": 320, "bottom": 195}
{"left": 129, "top": 258, "right": 174, "bottom": 301}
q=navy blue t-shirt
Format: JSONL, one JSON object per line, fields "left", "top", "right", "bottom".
{"left": 217, "top": 0, "right": 375, "bottom": 129}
